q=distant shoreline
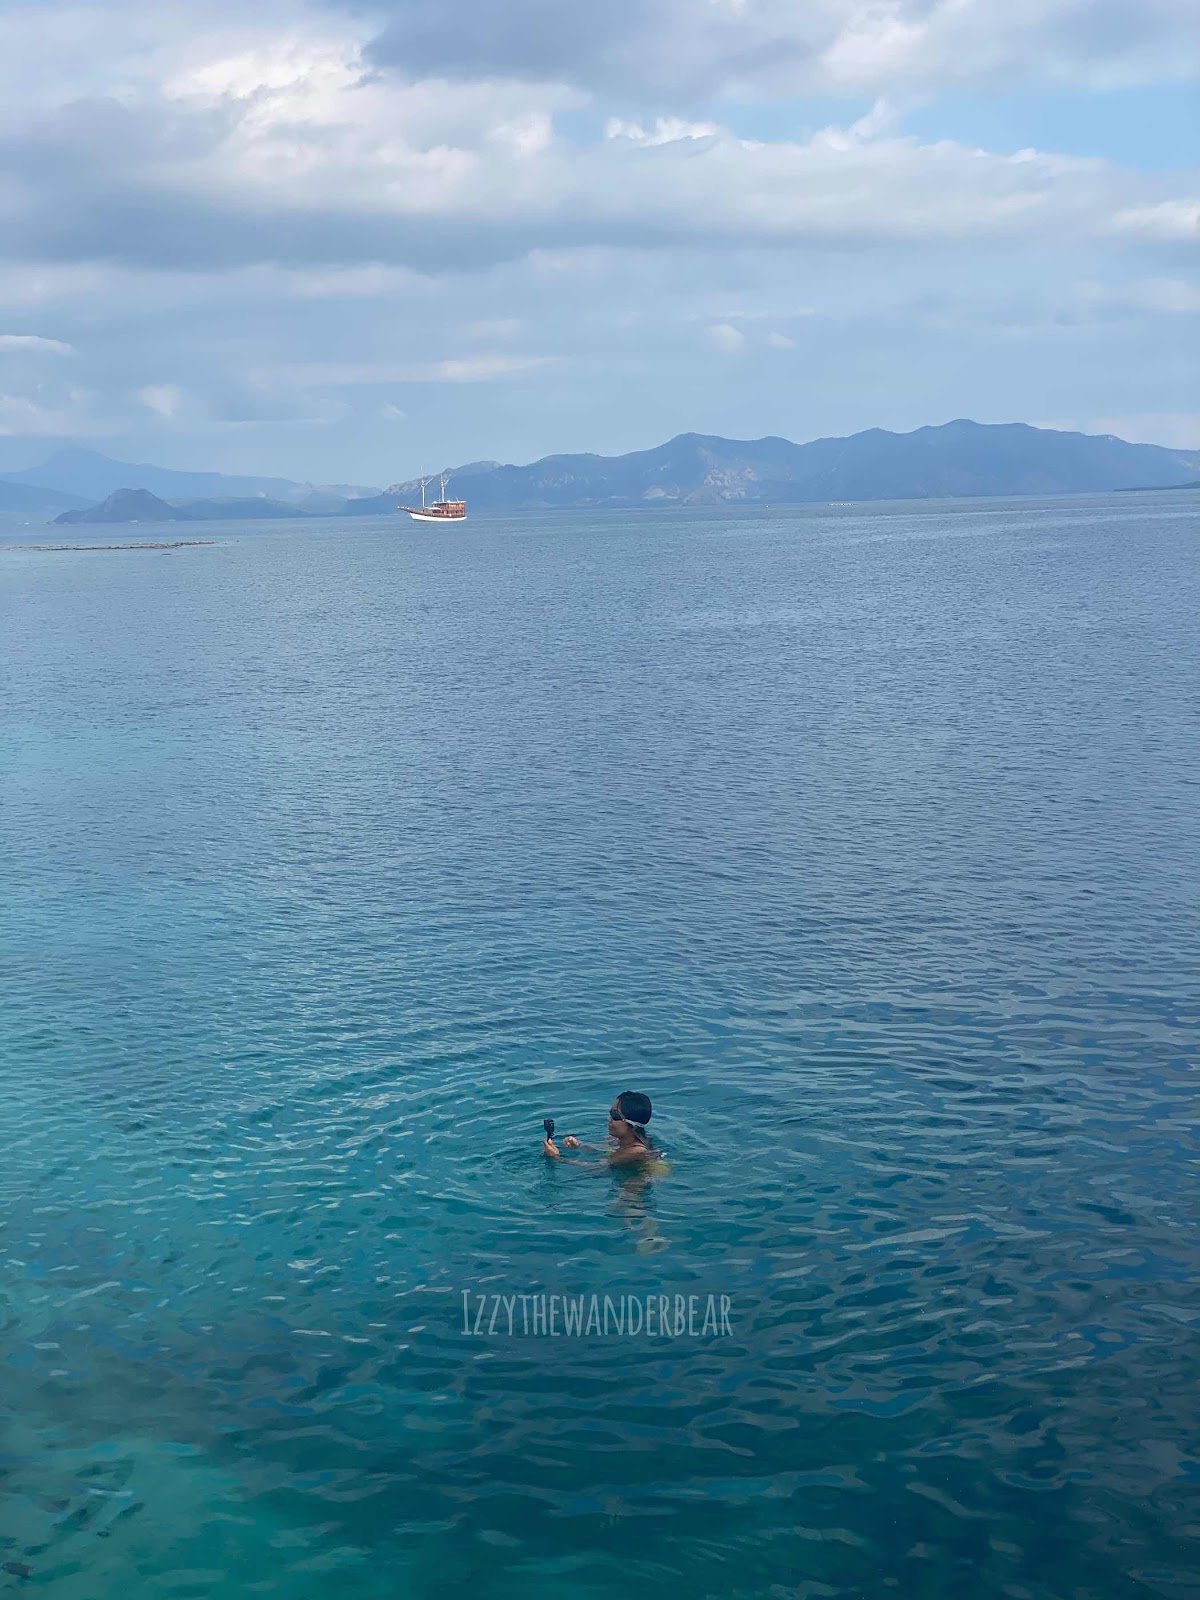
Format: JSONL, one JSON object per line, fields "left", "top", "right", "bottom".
{"left": 10, "top": 421, "right": 1198, "bottom": 523}
{"left": 4, "top": 540, "right": 215, "bottom": 553}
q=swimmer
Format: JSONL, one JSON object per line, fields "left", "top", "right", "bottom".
{"left": 543, "top": 1091, "right": 659, "bottom": 1169}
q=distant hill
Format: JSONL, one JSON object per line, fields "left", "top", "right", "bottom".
{"left": 5, "top": 447, "right": 378, "bottom": 506}
{"left": 54, "top": 489, "right": 305, "bottom": 525}
{"left": 55, "top": 488, "right": 183, "bottom": 524}
{"left": 362, "top": 421, "right": 1200, "bottom": 512}
{"left": 0, "top": 479, "right": 89, "bottom": 514}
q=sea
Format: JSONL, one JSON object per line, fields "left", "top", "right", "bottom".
{"left": 1, "top": 492, "right": 1198, "bottom": 1600}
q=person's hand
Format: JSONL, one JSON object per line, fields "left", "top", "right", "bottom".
{"left": 543, "top": 1137, "right": 561, "bottom": 1158}
{"left": 564, "top": 1135, "right": 581, "bottom": 1148}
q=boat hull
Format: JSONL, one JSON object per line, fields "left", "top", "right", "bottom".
{"left": 402, "top": 509, "right": 467, "bottom": 522}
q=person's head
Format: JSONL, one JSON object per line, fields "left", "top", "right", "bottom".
{"left": 608, "top": 1090, "right": 652, "bottom": 1145}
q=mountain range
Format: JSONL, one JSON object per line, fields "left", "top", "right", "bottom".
{"left": 377, "top": 421, "right": 1200, "bottom": 511}
{"left": 13, "top": 421, "right": 1200, "bottom": 522}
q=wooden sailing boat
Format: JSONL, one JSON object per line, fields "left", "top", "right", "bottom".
{"left": 399, "top": 472, "right": 466, "bottom": 522}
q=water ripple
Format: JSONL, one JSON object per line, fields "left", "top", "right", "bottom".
{"left": 1, "top": 495, "right": 1198, "bottom": 1597}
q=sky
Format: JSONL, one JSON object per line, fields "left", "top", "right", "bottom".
{"left": 0, "top": 0, "right": 1196, "bottom": 485}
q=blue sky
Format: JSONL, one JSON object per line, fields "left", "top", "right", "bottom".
{"left": 0, "top": 0, "right": 1196, "bottom": 484}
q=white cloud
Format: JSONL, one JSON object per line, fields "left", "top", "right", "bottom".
{"left": 490, "top": 111, "right": 557, "bottom": 158}
{"left": 1109, "top": 201, "right": 1200, "bottom": 241}
{"left": 138, "top": 382, "right": 185, "bottom": 416}
{"left": 0, "top": 334, "right": 73, "bottom": 354}
{"left": 706, "top": 322, "right": 746, "bottom": 353}
{"left": 0, "top": 387, "right": 97, "bottom": 436}
{"left": 265, "top": 355, "right": 554, "bottom": 385}
{"left": 429, "top": 355, "right": 553, "bottom": 381}
{"left": 366, "top": 0, "right": 1200, "bottom": 97}
{"left": 605, "top": 117, "right": 720, "bottom": 146}
{"left": 10, "top": 74, "right": 1185, "bottom": 267}
{"left": 0, "top": 8, "right": 1191, "bottom": 285}
{"left": 0, "top": 0, "right": 1194, "bottom": 474}
{"left": 162, "top": 33, "right": 362, "bottom": 110}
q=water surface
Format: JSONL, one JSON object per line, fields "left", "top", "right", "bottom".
{"left": 2, "top": 494, "right": 1198, "bottom": 1598}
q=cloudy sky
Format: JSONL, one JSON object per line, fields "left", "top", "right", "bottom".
{"left": 0, "top": 0, "right": 1196, "bottom": 483}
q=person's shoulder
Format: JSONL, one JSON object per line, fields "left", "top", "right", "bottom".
{"left": 609, "top": 1146, "right": 654, "bottom": 1167}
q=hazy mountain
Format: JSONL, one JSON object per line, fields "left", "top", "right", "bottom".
{"left": 5, "top": 447, "right": 379, "bottom": 506}
{"left": 367, "top": 421, "right": 1200, "bottom": 511}
{"left": 54, "top": 490, "right": 305, "bottom": 524}
{"left": 0, "top": 479, "right": 89, "bottom": 514}
{"left": 30, "top": 421, "right": 1200, "bottom": 526}
{"left": 178, "top": 498, "right": 303, "bottom": 521}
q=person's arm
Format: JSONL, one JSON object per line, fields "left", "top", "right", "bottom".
{"left": 544, "top": 1135, "right": 604, "bottom": 1155}
{"left": 543, "top": 1137, "right": 609, "bottom": 1168}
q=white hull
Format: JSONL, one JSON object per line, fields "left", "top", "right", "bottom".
{"left": 404, "top": 509, "right": 466, "bottom": 522}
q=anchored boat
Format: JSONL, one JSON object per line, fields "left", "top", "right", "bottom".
{"left": 399, "top": 473, "right": 466, "bottom": 523}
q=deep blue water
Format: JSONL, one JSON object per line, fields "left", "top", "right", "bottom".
{"left": 2, "top": 493, "right": 1198, "bottom": 1600}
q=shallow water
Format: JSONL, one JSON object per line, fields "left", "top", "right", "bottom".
{"left": 2, "top": 494, "right": 1198, "bottom": 1599}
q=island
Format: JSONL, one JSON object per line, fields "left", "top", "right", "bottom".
{"left": 54, "top": 489, "right": 303, "bottom": 525}
{"left": 54, "top": 488, "right": 183, "bottom": 524}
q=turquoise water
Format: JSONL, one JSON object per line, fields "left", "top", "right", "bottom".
{"left": 2, "top": 494, "right": 1198, "bottom": 1599}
